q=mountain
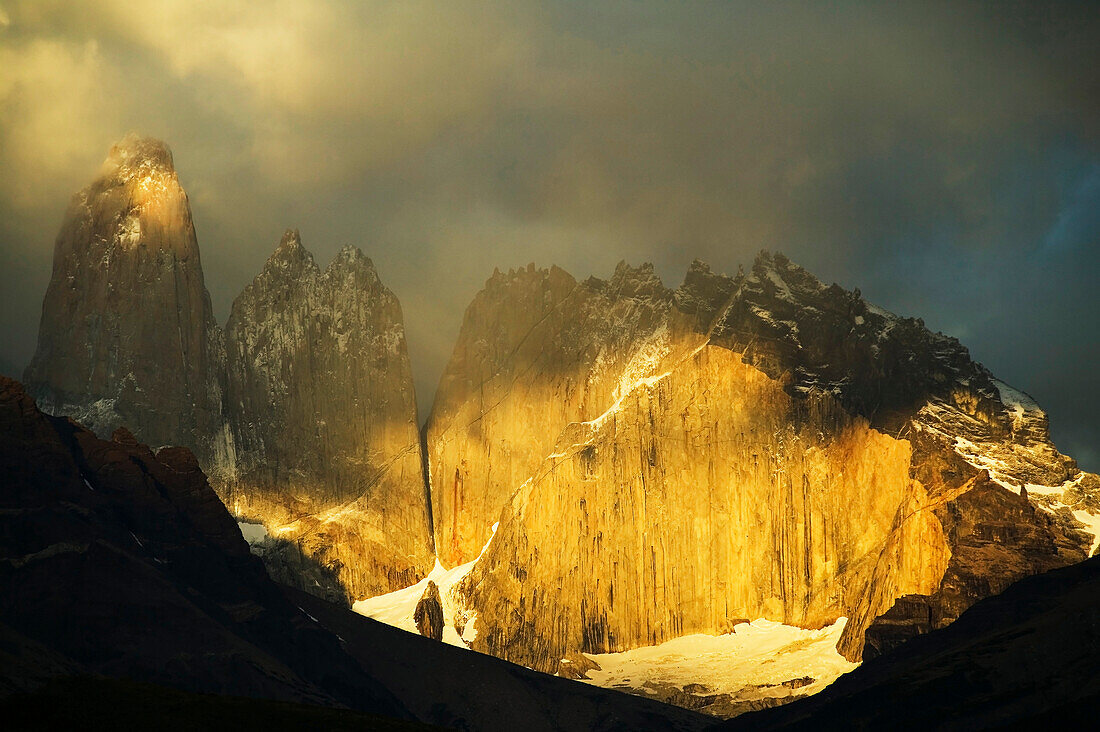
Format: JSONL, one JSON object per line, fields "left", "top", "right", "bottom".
{"left": 20, "top": 135, "right": 1100, "bottom": 720}
{"left": 22, "top": 136, "right": 436, "bottom": 603}
{"left": 22, "top": 134, "right": 227, "bottom": 466}
{"left": 716, "top": 553, "right": 1100, "bottom": 730}
{"left": 426, "top": 253, "right": 1099, "bottom": 679}
{"left": 220, "top": 229, "right": 434, "bottom": 599}
{"left": 0, "top": 375, "right": 709, "bottom": 732}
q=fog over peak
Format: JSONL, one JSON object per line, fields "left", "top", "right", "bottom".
{"left": 1, "top": 0, "right": 1097, "bottom": 468}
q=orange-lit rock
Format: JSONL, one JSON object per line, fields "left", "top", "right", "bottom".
{"left": 436, "top": 254, "right": 1098, "bottom": 671}
{"left": 425, "top": 262, "right": 675, "bottom": 566}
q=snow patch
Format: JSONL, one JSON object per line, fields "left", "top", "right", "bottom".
{"left": 992, "top": 378, "right": 1041, "bottom": 414}
{"left": 580, "top": 617, "right": 857, "bottom": 712}
{"left": 1072, "top": 509, "right": 1100, "bottom": 558}
{"left": 586, "top": 371, "right": 672, "bottom": 429}
{"left": 117, "top": 211, "right": 141, "bottom": 248}
{"left": 610, "top": 324, "right": 671, "bottom": 402}
{"left": 919, "top": 402, "right": 1100, "bottom": 557}
{"left": 353, "top": 522, "right": 498, "bottom": 648}
{"left": 238, "top": 521, "right": 269, "bottom": 545}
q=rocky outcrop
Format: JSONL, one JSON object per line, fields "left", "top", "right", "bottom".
{"left": 23, "top": 134, "right": 227, "bottom": 466}
{"left": 219, "top": 230, "right": 434, "bottom": 599}
{"left": 414, "top": 581, "right": 444, "bottom": 640}
{"left": 23, "top": 137, "right": 436, "bottom": 604}
{"left": 857, "top": 473, "right": 1086, "bottom": 661}
{"left": 434, "top": 253, "right": 1098, "bottom": 673}
{"left": 0, "top": 375, "right": 409, "bottom": 716}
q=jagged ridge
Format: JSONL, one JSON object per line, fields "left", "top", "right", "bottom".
{"left": 427, "top": 251, "right": 1098, "bottom": 677}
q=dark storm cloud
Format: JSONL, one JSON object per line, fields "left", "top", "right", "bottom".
{"left": 0, "top": 1, "right": 1097, "bottom": 468}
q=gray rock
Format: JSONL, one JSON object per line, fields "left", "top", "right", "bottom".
{"left": 219, "top": 230, "right": 434, "bottom": 599}
{"left": 414, "top": 581, "right": 444, "bottom": 641}
{"left": 23, "top": 134, "right": 227, "bottom": 467}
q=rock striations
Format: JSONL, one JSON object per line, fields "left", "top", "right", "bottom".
{"left": 430, "top": 253, "right": 1099, "bottom": 673}
{"left": 425, "top": 262, "right": 673, "bottom": 566}
{"left": 23, "top": 134, "right": 227, "bottom": 466}
{"left": 220, "top": 229, "right": 434, "bottom": 599}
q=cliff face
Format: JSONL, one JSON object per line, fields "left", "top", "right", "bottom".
{"left": 435, "top": 253, "right": 1098, "bottom": 672}
{"left": 221, "top": 230, "right": 434, "bottom": 598}
{"left": 23, "top": 134, "right": 226, "bottom": 465}
{"left": 425, "top": 262, "right": 675, "bottom": 566}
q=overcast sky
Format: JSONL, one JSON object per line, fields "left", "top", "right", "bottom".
{"left": 1, "top": 1, "right": 1097, "bottom": 469}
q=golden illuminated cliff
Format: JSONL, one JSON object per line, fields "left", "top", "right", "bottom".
{"left": 425, "top": 262, "right": 676, "bottom": 566}
{"left": 432, "top": 254, "right": 1098, "bottom": 671}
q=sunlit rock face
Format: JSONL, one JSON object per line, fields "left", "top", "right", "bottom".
{"left": 220, "top": 230, "right": 434, "bottom": 599}
{"left": 425, "top": 261, "right": 675, "bottom": 566}
{"left": 23, "top": 134, "right": 227, "bottom": 465}
{"left": 437, "top": 253, "right": 1098, "bottom": 672}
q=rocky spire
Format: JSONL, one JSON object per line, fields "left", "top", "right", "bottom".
{"left": 222, "top": 230, "right": 434, "bottom": 599}
{"left": 23, "top": 134, "right": 225, "bottom": 463}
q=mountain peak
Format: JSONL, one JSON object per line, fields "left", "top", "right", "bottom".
{"left": 608, "top": 260, "right": 667, "bottom": 300}
{"left": 331, "top": 244, "right": 375, "bottom": 270}
{"left": 262, "top": 228, "right": 317, "bottom": 277}
{"left": 687, "top": 258, "right": 713, "bottom": 276}
{"left": 278, "top": 228, "right": 302, "bottom": 249}
{"left": 104, "top": 133, "right": 175, "bottom": 176}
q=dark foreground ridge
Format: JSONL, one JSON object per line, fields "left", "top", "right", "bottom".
{"left": 0, "top": 677, "right": 435, "bottom": 732}
{"left": 716, "top": 553, "right": 1100, "bottom": 730}
{"left": 0, "top": 375, "right": 708, "bottom": 731}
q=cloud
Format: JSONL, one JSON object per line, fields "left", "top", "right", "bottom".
{"left": 0, "top": 37, "right": 117, "bottom": 206}
{"left": 0, "top": 0, "right": 1098, "bottom": 467}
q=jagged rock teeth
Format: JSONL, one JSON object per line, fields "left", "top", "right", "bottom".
{"left": 220, "top": 230, "right": 434, "bottom": 600}
{"left": 24, "top": 137, "right": 435, "bottom": 603}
